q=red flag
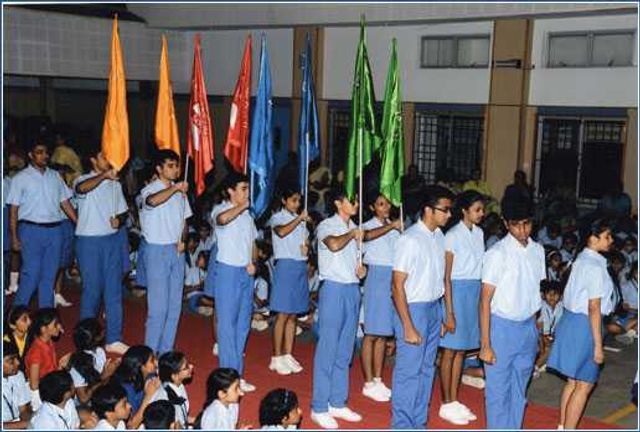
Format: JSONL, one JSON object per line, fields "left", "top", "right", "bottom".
{"left": 224, "top": 36, "right": 251, "bottom": 174}
{"left": 186, "top": 35, "right": 214, "bottom": 197}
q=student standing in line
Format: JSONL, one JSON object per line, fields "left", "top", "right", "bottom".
{"left": 74, "top": 151, "right": 130, "bottom": 355}
{"left": 269, "top": 187, "right": 310, "bottom": 376}
{"left": 7, "top": 138, "right": 77, "bottom": 308}
{"left": 360, "top": 194, "right": 401, "bottom": 403}
{"left": 479, "top": 198, "right": 545, "bottom": 429}
{"left": 310, "top": 187, "right": 367, "bottom": 430}
{"left": 547, "top": 220, "right": 615, "bottom": 429}
{"left": 141, "top": 150, "right": 192, "bottom": 354}
{"left": 390, "top": 185, "right": 453, "bottom": 429}
{"left": 211, "top": 173, "right": 257, "bottom": 393}
{"left": 438, "top": 190, "right": 485, "bottom": 425}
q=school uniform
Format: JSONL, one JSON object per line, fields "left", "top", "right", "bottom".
{"left": 185, "top": 250, "right": 203, "bottom": 287}
{"left": 548, "top": 249, "right": 615, "bottom": 384}
{"left": 2, "top": 371, "right": 31, "bottom": 423}
{"left": 621, "top": 278, "right": 638, "bottom": 310}
{"left": 28, "top": 399, "right": 80, "bottom": 429}
{"left": 269, "top": 209, "right": 309, "bottom": 314}
{"left": 362, "top": 217, "right": 399, "bottom": 337}
{"left": 391, "top": 220, "right": 445, "bottom": 429}
{"left": 135, "top": 193, "right": 148, "bottom": 288}
{"left": 201, "top": 400, "right": 239, "bottom": 430}
{"left": 481, "top": 233, "right": 545, "bottom": 429}
{"left": 440, "top": 221, "right": 484, "bottom": 350}
{"left": 74, "top": 173, "right": 128, "bottom": 344}
{"left": 69, "top": 347, "right": 107, "bottom": 388}
{"left": 58, "top": 184, "right": 76, "bottom": 270}
{"left": 311, "top": 214, "right": 361, "bottom": 414}
{"left": 211, "top": 201, "right": 256, "bottom": 376}
{"left": 141, "top": 179, "right": 192, "bottom": 354}
{"left": 539, "top": 300, "right": 564, "bottom": 335}
{"left": 6, "top": 165, "right": 71, "bottom": 307}
{"left": 150, "top": 382, "right": 190, "bottom": 427}
{"left": 94, "top": 419, "right": 126, "bottom": 430}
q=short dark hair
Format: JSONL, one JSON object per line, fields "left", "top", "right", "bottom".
{"left": 26, "top": 136, "right": 50, "bottom": 153}
{"left": 143, "top": 400, "right": 175, "bottom": 429}
{"left": 92, "top": 382, "right": 127, "bottom": 419}
{"left": 541, "top": 280, "right": 562, "bottom": 296}
{"left": 153, "top": 149, "right": 180, "bottom": 170}
{"left": 158, "top": 351, "right": 186, "bottom": 383}
{"left": 3, "top": 341, "right": 18, "bottom": 358}
{"left": 222, "top": 172, "right": 249, "bottom": 193}
{"left": 259, "top": 388, "right": 299, "bottom": 427}
{"left": 420, "top": 185, "right": 454, "bottom": 213}
{"left": 501, "top": 197, "right": 532, "bottom": 222}
{"left": 39, "top": 371, "right": 73, "bottom": 405}
{"left": 329, "top": 185, "right": 350, "bottom": 207}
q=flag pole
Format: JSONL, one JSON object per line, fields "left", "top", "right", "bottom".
{"left": 400, "top": 203, "right": 405, "bottom": 232}
{"left": 183, "top": 154, "right": 190, "bottom": 183}
{"left": 358, "top": 127, "right": 363, "bottom": 266}
{"left": 304, "top": 132, "right": 309, "bottom": 213}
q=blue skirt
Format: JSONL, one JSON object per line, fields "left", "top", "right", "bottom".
{"left": 59, "top": 219, "right": 75, "bottom": 268}
{"left": 439, "top": 279, "right": 481, "bottom": 350}
{"left": 363, "top": 265, "right": 394, "bottom": 336}
{"left": 548, "top": 309, "right": 601, "bottom": 384}
{"left": 271, "top": 259, "right": 309, "bottom": 314}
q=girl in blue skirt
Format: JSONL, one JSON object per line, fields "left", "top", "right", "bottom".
{"left": 360, "top": 194, "right": 402, "bottom": 402}
{"left": 268, "top": 187, "right": 310, "bottom": 376}
{"left": 548, "top": 220, "right": 615, "bottom": 429}
{"left": 439, "top": 190, "right": 485, "bottom": 425}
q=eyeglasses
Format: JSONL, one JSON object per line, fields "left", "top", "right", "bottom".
{"left": 432, "top": 207, "right": 451, "bottom": 214}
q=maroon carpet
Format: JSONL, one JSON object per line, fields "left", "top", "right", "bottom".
{"left": 50, "top": 288, "right": 617, "bottom": 429}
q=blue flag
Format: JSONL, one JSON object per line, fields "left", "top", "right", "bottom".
{"left": 298, "top": 33, "right": 320, "bottom": 195}
{"left": 249, "top": 35, "right": 274, "bottom": 219}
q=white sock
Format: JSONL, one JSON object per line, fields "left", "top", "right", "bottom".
{"left": 373, "top": 377, "right": 382, "bottom": 383}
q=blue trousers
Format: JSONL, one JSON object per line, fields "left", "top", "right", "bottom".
{"left": 76, "top": 234, "right": 123, "bottom": 343}
{"left": 203, "top": 243, "right": 218, "bottom": 298}
{"left": 484, "top": 314, "right": 538, "bottom": 429}
{"left": 116, "top": 227, "right": 131, "bottom": 275}
{"left": 135, "top": 238, "right": 147, "bottom": 287}
{"left": 14, "top": 223, "right": 62, "bottom": 308}
{"left": 144, "top": 243, "right": 185, "bottom": 354}
{"left": 391, "top": 300, "right": 442, "bottom": 429}
{"left": 214, "top": 262, "right": 253, "bottom": 376}
{"left": 311, "top": 281, "right": 360, "bottom": 413}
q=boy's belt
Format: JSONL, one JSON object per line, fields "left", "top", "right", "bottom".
{"left": 20, "top": 220, "right": 62, "bottom": 228}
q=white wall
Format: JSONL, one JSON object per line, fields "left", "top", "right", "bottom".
{"left": 322, "top": 21, "right": 492, "bottom": 103}
{"left": 529, "top": 14, "right": 638, "bottom": 107}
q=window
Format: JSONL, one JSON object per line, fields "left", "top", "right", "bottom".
{"left": 413, "top": 111, "right": 484, "bottom": 184}
{"left": 421, "top": 35, "right": 490, "bottom": 68}
{"left": 534, "top": 117, "right": 625, "bottom": 203}
{"left": 548, "top": 31, "right": 634, "bottom": 67}
{"left": 328, "top": 107, "right": 351, "bottom": 176}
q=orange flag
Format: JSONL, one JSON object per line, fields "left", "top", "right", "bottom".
{"left": 101, "top": 16, "right": 129, "bottom": 172}
{"left": 155, "top": 35, "right": 181, "bottom": 155}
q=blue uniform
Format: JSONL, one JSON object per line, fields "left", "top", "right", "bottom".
{"left": 6, "top": 165, "right": 71, "bottom": 307}
{"left": 74, "top": 172, "right": 128, "bottom": 344}
{"left": 140, "top": 179, "right": 192, "bottom": 354}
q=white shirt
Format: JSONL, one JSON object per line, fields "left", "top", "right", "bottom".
{"left": 2, "top": 371, "right": 31, "bottom": 422}
{"left": 6, "top": 165, "right": 71, "bottom": 223}
{"left": 269, "top": 209, "right": 308, "bottom": 261}
{"left": 69, "top": 347, "right": 107, "bottom": 388}
{"left": 29, "top": 399, "right": 79, "bottom": 429}
{"left": 74, "top": 173, "right": 128, "bottom": 236}
{"left": 537, "top": 227, "right": 562, "bottom": 249}
{"left": 185, "top": 250, "right": 204, "bottom": 286}
{"left": 150, "top": 382, "right": 190, "bottom": 427}
{"left": 94, "top": 419, "right": 126, "bottom": 430}
{"left": 621, "top": 278, "right": 638, "bottom": 309}
{"left": 482, "top": 234, "right": 546, "bottom": 321}
{"left": 141, "top": 179, "right": 192, "bottom": 245}
{"left": 212, "top": 201, "right": 257, "bottom": 266}
{"left": 560, "top": 248, "right": 575, "bottom": 263}
{"left": 393, "top": 220, "right": 446, "bottom": 303}
{"left": 445, "top": 221, "right": 485, "bottom": 279}
{"left": 539, "top": 300, "right": 564, "bottom": 334}
{"left": 362, "top": 217, "right": 399, "bottom": 267}
{"left": 317, "top": 214, "right": 359, "bottom": 284}
{"left": 563, "top": 248, "right": 616, "bottom": 315}
{"left": 201, "top": 400, "right": 238, "bottom": 430}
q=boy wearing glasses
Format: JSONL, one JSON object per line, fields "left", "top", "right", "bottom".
{"left": 390, "top": 185, "right": 453, "bottom": 428}
{"left": 479, "top": 198, "right": 545, "bottom": 429}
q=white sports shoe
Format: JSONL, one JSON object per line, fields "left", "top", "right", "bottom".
{"left": 438, "top": 402, "right": 470, "bottom": 425}
{"left": 240, "top": 379, "right": 256, "bottom": 393}
{"left": 212, "top": 343, "right": 218, "bottom": 356}
{"left": 269, "top": 356, "right": 293, "bottom": 375}
{"left": 461, "top": 374, "right": 485, "bottom": 389}
{"left": 283, "top": 354, "right": 303, "bottom": 373}
{"left": 453, "top": 401, "right": 477, "bottom": 421}
{"left": 328, "top": 405, "right": 362, "bottom": 422}
{"left": 105, "top": 341, "right": 129, "bottom": 355}
{"left": 311, "top": 411, "right": 338, "bottom": 429}
{"left": 373, "top": 377, "right": 392, "bottom": 398}
{"left": 362, "top": 382, "right": 390, "bottom": 402}
{"left": 55, "top": 293, "right": 73, "bottom": 307}
{"left": 251, "top": 319, "right": 269, "bottom": 331}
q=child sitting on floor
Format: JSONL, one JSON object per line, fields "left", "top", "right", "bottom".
{"left": 534, "top": 281, "right": 563, "bottom": 378}
{"left": 259, "top": 388, "right": 303, "bottom": 430}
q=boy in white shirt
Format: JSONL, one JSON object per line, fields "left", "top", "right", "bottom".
{"left": 480, "top": 198, "right": 545, "bottom": 429}
{"left": 92, "top": 382, "right": 131, "bottom": 430}
{"left": 28, "top": 370, "right": 81, "bottom": 429}
{"left": 390, "top": 185, "right": 453, "bottom": 429}
{"left": 2, "top": 341, "right": 32, "bottom": 429}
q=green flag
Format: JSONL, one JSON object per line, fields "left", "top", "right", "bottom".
{"left": 380, "top": 38, "right": 405, "bottom": 207}
{"left": 345, "top": 17, "right": 382, "bottom": 201}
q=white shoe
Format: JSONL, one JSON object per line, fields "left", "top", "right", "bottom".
{"left": 461, "top": 374, "right": 485, "bottom": 389}
{"left": 196, "top": 306, "right": 213, "bottom": 316}
{"left": 452, "top": 401, "right": 477, "bottom": 421}
{"left": 362, "top": 382, "right": 390, "bottom": 402}
{"left": 439, "top": 402, "right": 470, "bottom": 425}
{"left": 55, "top": 293, "right": 73, "bottom": 307}
{"left": 212, "top": 343, "right": 218, "bottom": 356}
{"left": 328, "top": 405, "right": 362, "bottom": 422}
{"left": 105, "top": 341, "right": 129, "bottom": 355}
{"left": 373, "top": 377, "right": 392, "bottom": 398}
{"left": 251, "top": 319, "right": 269, "bottom": 331}
{"left": 295, "top": 325, "right": 304, "bottom": 336}
{"left": 311, "top": 411, "right": 338, "bottom": 429}
{"left": 269, "top": 356, "right": 293, "bottom": 375}
{"left": 239, "top": 379, "right": 256, "bottom": 393}
{"left": 283, "top": 354, "right": 303, "bottom": 373}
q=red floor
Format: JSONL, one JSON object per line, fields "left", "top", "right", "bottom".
{"left": 50, "top": 289, "right": 617, "bottom": 430}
